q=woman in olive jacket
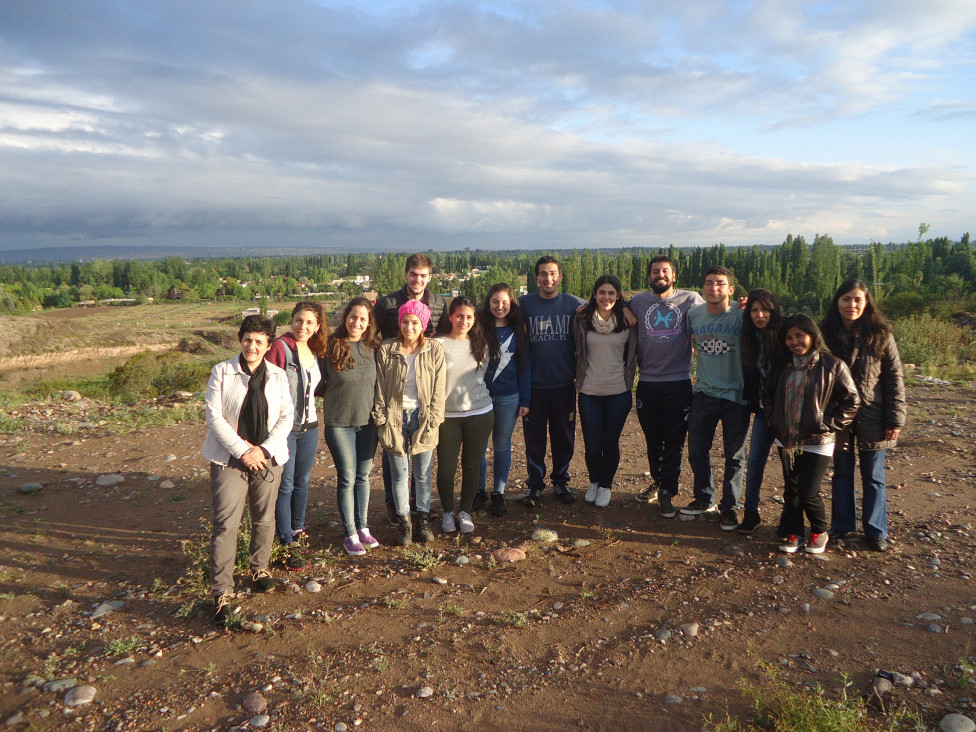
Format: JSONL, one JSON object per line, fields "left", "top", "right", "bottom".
{"left": 373, "top": 300, "right": 446, "bottom": 545}
{"left": 821, "top": 279, "right": 907, "bottom": 552}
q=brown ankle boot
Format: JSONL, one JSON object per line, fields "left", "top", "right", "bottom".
{"left": 397, "top": 514, "right": 413, "bottom": 547}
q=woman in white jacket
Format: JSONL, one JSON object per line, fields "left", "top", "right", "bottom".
{"left": 203, "top": 314, "right": 294, "bottom": 625}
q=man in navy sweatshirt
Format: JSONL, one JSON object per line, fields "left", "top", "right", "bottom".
{"left": 519, "top": 256, "right": 586, "bottom": 507}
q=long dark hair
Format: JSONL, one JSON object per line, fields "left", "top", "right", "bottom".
{"left": 327, "top": 297, "right": 380, "bottom": 371}
{"left": 581, "top": 275, "right": 626, "bottom": 333}
{"left": 291, "top": 301, "right": 329, "bottom": 358}
{"left": 782, "top": 313, "right": 829, "bottom": 355}
{"left": 741, "top": 288, "right": 784, "bottom": 371}
{"left": 437, "top": 295, "right": 487, "bottom": 365}
{"left": 480, "top": 282, "right": 528, "bottom": 370}
{"left": 821, "top": 278, "right": 891, "bottom": 358}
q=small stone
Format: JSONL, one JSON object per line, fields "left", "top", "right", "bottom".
{"left": 250, "top": 714, "right": 271, "bottom": 728}
{"left": 305, "top": 581, "right": 322, "bottom": 593}
{"left": 961, "top": 617, "right": 974, "bottom": 625}
{"left": 776, "top": 557, "right": 792, "bottom": 568}
{"left": 491, "top": 548, "right": 526, "bottom": 563}
{"left": 800, "top": 603, "right": 811, "bottom": 613}
{"left": 416, "top": 686, "right": 434, "bottom": 698}
{"left": 872, "top": 678, "right": 893, "bottom": 697}
{"left": 917, "top": 613, "right": 942, "bottom": 621}
{"left": 655, "top": 629, "right": 671, "bottom": 643}
{"left": 432, "top": 577, "right": 448, "bottom": 585}
{"left": 572, "top": 539, "right": 591, "bottom": 548}
{"left": 159, "top": 480, "right": 176, "bottom": 489}
{"left": 243, "top": 691, "right": 267, "bottom": 714}
{"left": 64, "top": 685, "right": 96, "bottom": 707}
{"left": 62, "top": 390, "right": 82, "bottom": 402}
{"left": 42, "top": 678, "right": 77, "bottom": 693}
{"left": 17, "top": 482, "right": 43, "bottom": 494}
{"left": 91, "top": 600, "right": 125, "bottom": 619}
{"left": 812, "top": 588, "right": 834, "bottom": 600}
{"left": 241, "top": 621, "right": 264, "bottom": 633}
{"left": 95, "top": 474, "right": 125, "bottom": 487}
{"left": 532, "top": 529, "right": 558, "bottom": 543}
{"left": 552, "top": 602, "right": 564, "bottom": 611}
{"left": 939, "top": 713, "right": 976, "bottom": 732}
{"left": 679, "top": 622, "right": 699, "bottom": 638}
{"left": 334, "top": 723, "right": 348, "bottom": 732}
{"left": 5, "top": 711, "right": 24, "bottom": 726}
{"left": 455, "top": 556, "right": 470, "bottom": 566}
{"left": 926, "top": 623, "right": 944, "bottom": 634}
{"left": 664, "top": 694, "right": 683, "bottom": 704}
{"left": 163, "top": 454, "right": 177, "bottom": 462}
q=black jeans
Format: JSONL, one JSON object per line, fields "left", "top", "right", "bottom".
{"left": 523, "top": 384, "right": 577, "bottom": 489}
{"left": 778, "top": 449, "right": 830, "bottom": 537}
{"left": 635, "top": 379, "right": 693, "bottom": 496}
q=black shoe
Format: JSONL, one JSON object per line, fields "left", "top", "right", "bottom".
{"left": 285, "top": 551, "right": 306, "bottom": 572}
{"left": 472, "top": 490, "right": 489, "bottom": 512}
{"left": 213, "top": 594, "right": 234, "bottom": 626}
{"left": 719, "top": 510, "right": 738, "bottom": 531}
{"left": 553, "top": 484, "right": 576, "bottom": 504}
{"left": 680, "top": 499, "right": 717, "bottom": 516}
{"left": 414, "top": 512, "right": 435, "bottom": 543}
{"left": 397, "top": 514, "right": 413, "bottom": 547}
{"left": 521, "top": 486, "right": 543, "bottom": 507}
{"left": 490, "top": 492, "right": 507, "bottom": 517}
{"left": 658, "top": 492, "right": 676, "bottom": 518}
{"left": 737, "top": 511, "right": 761, "bottom": 534}
{"left": 866, "top": 536, "right": 889, "bottom": 552}
{"left": 636, "top": 484, "right": 659, "bottom": 503}
{"left": 252, "top": 569, "right": 274, "bottom": 593}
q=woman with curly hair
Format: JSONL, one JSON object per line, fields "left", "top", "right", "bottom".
{"left": 318, "top": 297, "right": 381, "bottom": 556}
{"left": 820, "top": 279, "right": 906, "bottom": 552}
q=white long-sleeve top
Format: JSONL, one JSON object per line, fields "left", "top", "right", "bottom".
{"left": 202, "top": 356, "right": 294, "bottom": 466}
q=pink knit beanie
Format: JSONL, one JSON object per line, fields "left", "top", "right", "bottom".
{"left": 398, "top": 300, "right": 431, "bottom": 331}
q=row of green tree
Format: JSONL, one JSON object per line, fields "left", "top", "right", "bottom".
{"left": 1, "top": 227, "right": 973, "bottom": 318}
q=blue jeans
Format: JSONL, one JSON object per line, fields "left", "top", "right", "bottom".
{"left": 743, "top": 410, "right": 776, "bottom": 513}
{"left": 479, "top": 392, "right": 520, "bottom": 495}
{"left": 687, "top": 393, "right": 750, "bottom": 511}
{"left": 388, "top": 409, "right": 433, "bottom": 515}
{"left": 276, "top": 427, "right": 318, "bottom": 544}
{"left": 831, "top": 446, "right": 888, "bottom": 539}
{"left": 578, "top": 391, "right": 632, "bottom": 488}
{"left": 324, "top": 424, "right": 377, "bottom": 537}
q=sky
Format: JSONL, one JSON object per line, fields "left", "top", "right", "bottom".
{"left": 1, "top": 0, "right": 974, "bottom": 256}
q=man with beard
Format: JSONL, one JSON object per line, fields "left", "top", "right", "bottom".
{"left": 630, "top": 255, "right": 704, "bottom": 518}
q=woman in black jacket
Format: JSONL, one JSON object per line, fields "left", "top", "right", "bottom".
{"left": 820, "top": 279, "right": 907, "bottom": 552}
{"left": 766, "top": 314, "right": 859, "bottom": 555}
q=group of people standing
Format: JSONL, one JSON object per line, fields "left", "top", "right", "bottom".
{"left": 200, "top": 252, "right": 906, "bottom": 624}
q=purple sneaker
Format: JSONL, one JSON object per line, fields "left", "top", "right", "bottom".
{"left": 358, "top": 528, "right": 380, "bottom": 549}
{"left": 343, "top": 535, "right": 366, "bottom": 556}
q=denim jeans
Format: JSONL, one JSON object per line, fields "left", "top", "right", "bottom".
{"left": 275, "top": 427, "right": 318, "bottom": 544}
{"left": 578, "top": 391, "right": 632, "bottom": 488}
{"left": 635, "top": 379, "right": 693, "bottom": 497}
{"left": 687, "top": 393, "right": 750, "bottom": 511}
{"left": 324, "top": 424, "right": 377, "bottom": 537}
{"left": 388, "top": 409, "right": 433, "bottom": 515}
{"left": 479, "top": 392, "right": 521, "bottom": 495}
{"left": 831, "top": 446, "right": 888, "bottom": 539}
{"left": 743, "top": 410, "right": 776, "bottom": 513}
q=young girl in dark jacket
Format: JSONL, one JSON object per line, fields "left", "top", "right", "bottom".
{"left": 765, "top": 314, "right": 859, "bottom": 555}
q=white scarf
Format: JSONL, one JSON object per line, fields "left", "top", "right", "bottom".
{"left": 591, "top": 310, "right": 616, "bottom": 335}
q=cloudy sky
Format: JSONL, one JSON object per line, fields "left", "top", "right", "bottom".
{"left": 1, "top": 1, "right": 974, "bottom": 255}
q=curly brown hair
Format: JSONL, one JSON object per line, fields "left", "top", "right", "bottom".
{"left": 326, "top": 297, "right": 380, "bottom": 371}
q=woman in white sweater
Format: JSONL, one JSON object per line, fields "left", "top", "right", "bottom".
{"left": 203, "top": 314, "right": 294, "bottom": 625}
{"left": 435, "top": 296, "right": 494, "bottom": 534}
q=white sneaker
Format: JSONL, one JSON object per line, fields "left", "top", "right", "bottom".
{"left": 441, "top": 512, "right": 456, "bottom": 533}
{"left": 595, "top": 487, "right": 612, "bottom": 508}
{"left": 584, "top": 483, "right": 598, "bottom": 503}
{"left": 457, "top": 511, "right": 474, "bottom": 533}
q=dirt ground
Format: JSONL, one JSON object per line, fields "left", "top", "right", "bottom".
{"left": 1, "top": 380, "right": 975, "bottom": 731}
